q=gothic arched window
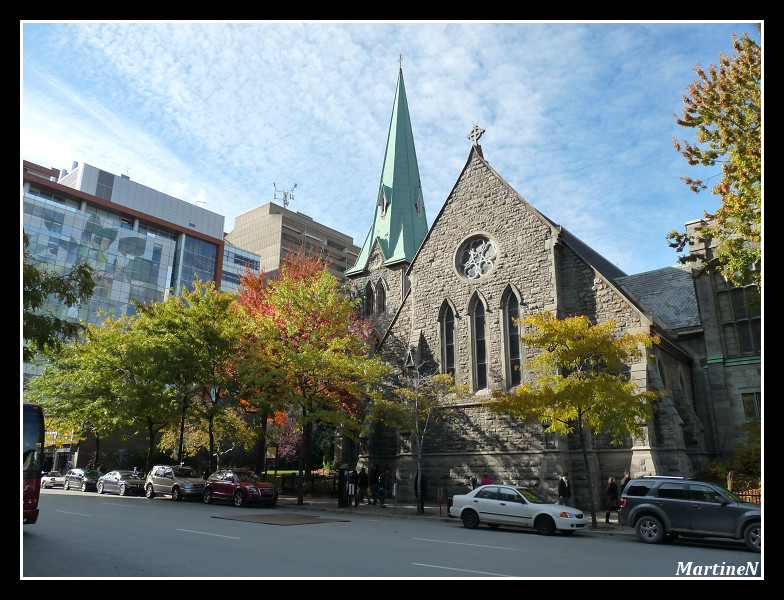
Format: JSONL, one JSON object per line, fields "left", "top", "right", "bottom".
{"left": 376, "top": 282, "right": 386, "bottom": 314}
{"left": 439, "top": 302, "right": 456, "bottom": 378}
{"left": 364, "top": 282, "right": 374, "bottom": 317}
{"left": 505, "top": 293, "right": 523, "bottom": 387}
{"left": 471, "top": 299, "right": 488, "bottom": 390}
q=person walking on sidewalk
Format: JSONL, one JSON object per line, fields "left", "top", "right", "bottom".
{"left": 605, "top": 477, "right": 620, "bottom": 524}
{"left": 378, "top": 467, "right": 390, "bottom": 507}
{"left": 558, "top": 473, "right": 571, "bottom": 505}
{"left": 369, "top": 464, "right": 380, "bottom": 505}
{"left": 355, "top": 467, "right": 369, "bottom": 506}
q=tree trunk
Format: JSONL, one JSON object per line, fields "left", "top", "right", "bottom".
{"left": 578, "top": 419, "right": 598, "bottom": 529}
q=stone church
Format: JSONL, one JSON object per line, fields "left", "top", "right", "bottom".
{"left": 344, "top": 68, "right": 760, "bottom": 507}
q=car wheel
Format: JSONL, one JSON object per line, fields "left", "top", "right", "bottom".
{"left": 119, "top": 484, "right": 126, "bottom": 496}
{"left": 743, "top": 522, "right": 761, "bottom": 553}
{"left": 171, "top": 486, "right": 182, "bottom": 501}
{"left": 535, "top": 515, "right": 556, "bottom": 536}
{"left": 461, "top": 509, "right": 480, "bottom": 529}
{"left": 145, "top": 484, "right": 155, "bottom": 499}
{"left": 203, "top": 489, "right": 213, "bottom": 504}
{"left": 64, "top": 480, "right": 70, "bottom": 490}
{"left": 97, "top": 482, "right": 104, "bottom": 494}
{"left": 42, "top": 481, "right": 47, "bottom": 489}
{"left": 81, "top": 481, "right": 88, "bottom": 492}
{"left": 233, "top": 491, "right": 245, "bottom": 508}
{"left": 635, "top": 515, "right": 665, "bottom": 544}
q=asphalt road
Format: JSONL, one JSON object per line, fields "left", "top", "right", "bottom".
{"left": 22, "top": 489, "right": 762, "bottom": 578}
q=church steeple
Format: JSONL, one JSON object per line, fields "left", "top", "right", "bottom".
{"left": 346, "top": 65, "right": 428, "bottom": 276}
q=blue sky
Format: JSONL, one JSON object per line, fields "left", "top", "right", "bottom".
{"left": 21, "top": 21, "right": 760, "bottom": 276}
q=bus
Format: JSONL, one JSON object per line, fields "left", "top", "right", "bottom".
{"left": 23, "top": 403, "right": 45, "bottom": 524}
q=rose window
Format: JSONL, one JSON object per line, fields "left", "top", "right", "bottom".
{"left": 458, "top": 237, "right": 497, "bottom": 280}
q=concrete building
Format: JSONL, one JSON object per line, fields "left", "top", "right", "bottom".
{"left": 225, "top": 201, "right": 359, "bottom": 285}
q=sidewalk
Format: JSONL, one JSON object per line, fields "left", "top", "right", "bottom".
{"left": 276, "top": 493, "right": 634, "bottom": 537}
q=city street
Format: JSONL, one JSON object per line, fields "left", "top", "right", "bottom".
{"left": 22, "top": 489, "right": 761, "bottom": 578}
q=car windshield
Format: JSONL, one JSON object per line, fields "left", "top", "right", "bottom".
{"left": 117, "top": 471, "right": 140, "bottom": 478}
{"left": 172, "top": 467, "right": 198, "bottom": 478}
{"left": 234, "top": 472, "right": 260, "bottom": 482}
{"left": 46, "top": 472, "right": 61, "bottom": 477}
{"left": 84, "top": 469, "right": 102, "bottom": 477}
{"left": 516, "top": 487, "right": 549, "bottom": 504}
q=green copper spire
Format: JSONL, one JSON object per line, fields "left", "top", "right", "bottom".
{"left": 346, "top": 67, "right": 428, "bottom": 275}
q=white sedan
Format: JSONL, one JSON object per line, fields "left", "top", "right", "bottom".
{"left": 449, "top": 484, "right": 587, "bottom": 535}
{"left": 41, "top": 471, "right": 65, "bottom": 488}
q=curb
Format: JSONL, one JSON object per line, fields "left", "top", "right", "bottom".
{"left": 276, "top": 494, "right": 635, "bottom": 537}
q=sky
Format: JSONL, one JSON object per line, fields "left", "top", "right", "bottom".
{"left": 21, "top": 21, "right": 761, "bottom": 277}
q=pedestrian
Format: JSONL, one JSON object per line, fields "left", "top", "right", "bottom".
{"left": 558, "top": 473, "right": 571, "bottom": 505}
{"left": 378, "top": 467, "right": 390, "bottom": 507}
{"left": 369, "top": 464, "right": 380, "bottom": 505}
{"left": 620, "top": 471, "right": 631, "bottom": 493}
{"left": 355, "top": 467, "right": 369, "bottom": 506}
{"left": 480, "top": 473, "right": 492, "bottom": 486}
{"left": 605, "top": 477, "right": 620, "bottom": 524}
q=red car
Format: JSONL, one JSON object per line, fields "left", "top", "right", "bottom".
{"left": 203, "top": 468, "right": 278, "bottom": 508}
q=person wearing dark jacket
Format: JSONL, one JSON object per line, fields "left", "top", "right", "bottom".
{"left": 605, "top": 477, "right": 620, "bottom": 524}
{"left": 558, "top": 473, "right": 571, "bottom": 505}
{"left": 355, "top": 467, "right": 369, "bottom": 506}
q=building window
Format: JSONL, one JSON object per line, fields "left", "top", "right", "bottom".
{"left": 472, "top": 301, "right": 488, "bottom": 390}
{"left": 505, "top": 293, "right": 522, "bottom": 387}
{"left": 365, "top": 282, "right": 374, "bottom": 317}
{"left": 742, "top": 392, "right": 760, "bottom": 419}
{"left": 376, "top": 282, "right": 386, "bottom": 314}
{"left": 440, "top": 303, "right": 455, "bottom": 377}
{"left": 714, "top": 275, "right": 760, "bottom": 356}
{"left": 457, "top": 236, "right": 497, "bottom": 280}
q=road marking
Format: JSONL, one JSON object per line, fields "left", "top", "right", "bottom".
{"left": 56, "top": 510, "right": 92, "bottom": 517}
{"left": 414, "top": 537, "right": 518, "bottom": 551}
{"left": 411, "top": 563, "right": 509, "bottom": 577}
{"left": 176, "top": 529, "right": 242, "bottom": 540}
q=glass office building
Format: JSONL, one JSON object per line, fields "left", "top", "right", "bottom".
{"left": 22, "top": 160, "right": 250, "bottom": 377}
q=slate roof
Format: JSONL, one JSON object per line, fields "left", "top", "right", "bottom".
{"left": 616, "top": 266, "right": 702, "bottom": 331}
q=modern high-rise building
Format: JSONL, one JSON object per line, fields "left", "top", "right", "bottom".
{"left": 225, "top": 201, "right": 359, "bottom": 284}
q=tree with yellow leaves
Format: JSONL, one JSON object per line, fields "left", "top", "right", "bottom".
{"left": 485, "top": 312, "right": 661, "bottom": 528}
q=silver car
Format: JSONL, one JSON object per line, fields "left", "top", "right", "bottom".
{"left": 449, "top": 484, "right": 587, "bottom": 535}
{"left": 145, "top": 465, "right": 205, "bottom": 501}
{"left": 41, "top": 471, "right": 65, "bottom": 488}
{"left": 97, "top": 470, "right": 145, "bottom": 496}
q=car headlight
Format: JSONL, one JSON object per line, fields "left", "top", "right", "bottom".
{"left": 248, "top": 487, "right": 258, "bottom": 493}
{"left": 559, "top": 511, "right": 579, "bottom": 518}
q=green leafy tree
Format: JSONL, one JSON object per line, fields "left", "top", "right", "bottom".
{"left": 23, "top": 232, "right": 95, "bottom": 362}
{"left": 26, "top": 313, "right": 178, "bottom": 470}
{"left": 668, "top": 27, "right": 761, "bottom": 290}
{"left": 485, "top": 312, "right": 661, "bottom": 528}
{"left": 370, "top": 370, "right": 469, "bottom": 514}
{"left": 149, "top": 280, "right": 244, "bottom": 473}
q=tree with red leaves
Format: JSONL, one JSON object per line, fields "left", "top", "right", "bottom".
{"left": 236, "top": 247, "right": 387, "bottom": 504}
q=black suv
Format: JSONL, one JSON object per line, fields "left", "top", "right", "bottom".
{"left": 618, "top": 476, "right": 760, "bottom": 552}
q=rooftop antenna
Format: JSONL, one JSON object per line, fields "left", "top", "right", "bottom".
{"left": 274, "top": 182, "right": 297, "bottom": 209}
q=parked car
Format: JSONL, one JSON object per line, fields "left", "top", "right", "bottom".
{"left": 41, "top": 471, "right": 65, "bottom": 488}
{"left": 203, "top": 468, "right": 278, "bottom": 508}
{"left": 618, "top": 475, "right": 761, "bottom": 552}
{"left": 97, "top": 470, "right": 145, "bottom": 496}
{"left": 63, "top": 468, "right": 102, "bottom": 492}
{"left": 145, "top": 465, "right": 205, "bottom": 501}
{"left": 449, "top": 484, "right": 587, "bottom": 535}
